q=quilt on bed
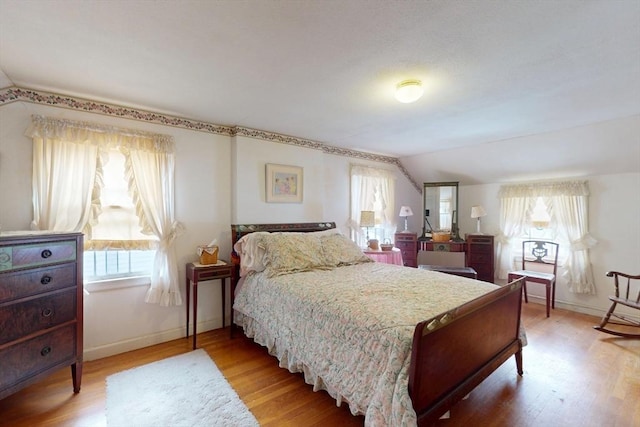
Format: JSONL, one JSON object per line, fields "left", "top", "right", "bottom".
{"left": 233, "top": 262, "right": 504, "bottom": 426}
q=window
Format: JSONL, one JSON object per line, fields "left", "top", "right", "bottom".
{"left": 510, "top": 197, "right": 569, "bottom": 264}
{"left": 83, "top": 149, "right": 157, "bottom": 281}
{"left": 350, "top": 165, "right": 396, "bottom": 246}
{"left": 27, "top": 115, "right": 183, "bottom": 306}
{"left": 496, "top": 181, "right": 597, "bottom": 294}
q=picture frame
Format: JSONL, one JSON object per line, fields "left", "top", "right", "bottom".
{"left": 265, "top": 163, "right": 303, "bottom": 203}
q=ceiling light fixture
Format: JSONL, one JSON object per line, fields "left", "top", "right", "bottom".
{"left": 394, "top": 79, "right": 423, "bottom": 103}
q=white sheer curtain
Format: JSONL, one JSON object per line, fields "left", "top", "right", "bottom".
{"left": 551, "top": 184, "right": 597, "bottom": 293}
{"left": 495, "top": 194, "right": 529, "bottom": 279}
{"left": 29, "top": 117, "right": 102, "bottom": 233}
{"left": 349, "top": 165, "right": 396, "bottom": 243}
{"left": 26, "top": 115, "right": 184, "bottom": 305}
{"left": 497, "top": 181, "right": 596, "bottom": 294}
{"left": 123, "top": 144, "right": 184, "bottom": 306}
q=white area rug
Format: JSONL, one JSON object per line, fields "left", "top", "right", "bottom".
{"left": 106, "top": 349, "right": 259, "bottom": 427}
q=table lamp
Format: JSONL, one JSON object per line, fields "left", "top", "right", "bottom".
{"left": 398, "top": 206, "right": 413, "bottom": 232}
{"left": 470, "top": 205, "right": 487, "bottom": 234}
{"left": 360, "top": 211, "right": 375, "bottom": 241}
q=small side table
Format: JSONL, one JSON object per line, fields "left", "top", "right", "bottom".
{"left": 186, "top": 261, "right": 233, "bottom": 349}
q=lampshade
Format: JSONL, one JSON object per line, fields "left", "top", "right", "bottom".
{"left": 398, "top": 206, "right": 413, "bottom": 217}
{"left": 360, "top": 211, "right": 375, "bottom": 227}
{"left": 394, "top": 79, "right": 423, "bottom": 103}
{"left": 470, "top": 205, "right": 487, "bottom": 219}
{"left": 532, "top": 220, "right": 550, "bottom": 229}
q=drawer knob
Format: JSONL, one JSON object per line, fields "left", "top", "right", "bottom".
{"left": 41, "top": 275, "right": 52, "bottom": 285}
{"left": 42, "top": 308, "right": 53, "bottom": 318}
{"left": 41, "top": 249, "right": 53, "bottom": 259}
{"left": 40, "top": 346, "right": 52, "bottom": 356}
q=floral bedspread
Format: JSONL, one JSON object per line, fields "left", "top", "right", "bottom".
{"left": 233, "top": 262, "right": 506, "bottom": 426}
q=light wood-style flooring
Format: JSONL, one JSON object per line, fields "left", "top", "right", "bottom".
{"left": 1, "top": 303, "right": 638, "bottom": 427}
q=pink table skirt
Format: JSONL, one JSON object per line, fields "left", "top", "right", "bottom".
{"left": 363, "top": 248, "right": 404, "bottom": 265}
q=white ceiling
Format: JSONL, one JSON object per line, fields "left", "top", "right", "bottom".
{"left": 1, "top": 0, "right": 639, "bottom": 162}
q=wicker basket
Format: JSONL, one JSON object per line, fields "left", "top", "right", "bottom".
{"left": 432, "top": 232, "right": 451, "bottom": 242}
{"left": 380, "top": 239, "right": 394, "bottom": 251}
{"left": 197, "top": 245, "right": 219, "bottom": 265}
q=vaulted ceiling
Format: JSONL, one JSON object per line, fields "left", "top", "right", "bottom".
{"left": 1, "top": 0, "right": 639, "bottom": 183}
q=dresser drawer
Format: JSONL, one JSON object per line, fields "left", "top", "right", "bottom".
{"left": 0, "top": 289, "right": 77, "bottom": 345}
{"left": 0, "top": 264, "right": 76, "bottom": 303}
{"left": 195, "top": 266, "right": 233, "bottom": 281}
{"left": 395, "top": 241, "right": 413, "bottom": 250}
{"left": 424, "top": 242, "right": 465, "bottom": 252}
{"left": 0, "top": 240, "right": 77, "bottom": 272}
{"left": 394, "top": 234, "right": 416, "bottom": 243}
{"left": 468, "top": 243, "right": 492, "bottom": 253}
{"left": 0, "top": 324, "right": 76, "bottom": 393}
{"left": 472, "top": 263, "right": 492, "bottom": 274}
{"left": 469, "top": 253, "right": 492, "bottom": 263}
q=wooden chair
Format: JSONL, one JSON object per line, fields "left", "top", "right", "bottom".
{"left": 508, "top": 240, "right": 559, "bottom": 317}
{"left": 594, "top": 271, "right": 640, "bottom": 338}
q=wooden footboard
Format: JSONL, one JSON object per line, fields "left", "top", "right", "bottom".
{"left": 408, "top": 277, "right": 525, "bottom": 425}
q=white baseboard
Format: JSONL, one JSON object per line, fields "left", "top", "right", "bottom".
{"left": 524, "top": 295, "right": 639, "bottom": 322}
{"left": 83, "top": 317, "right": 221, "bottom": 361}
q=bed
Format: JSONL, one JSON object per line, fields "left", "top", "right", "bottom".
{"left": 230, "top": 222, "right": 525, "bottom": 426}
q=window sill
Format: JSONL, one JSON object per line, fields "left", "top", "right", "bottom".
{"left": 84, "top": 275, "right": 151, "bottom": 293}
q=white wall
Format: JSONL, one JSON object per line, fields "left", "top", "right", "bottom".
{"left": 232, "top": 135, "right": 421, "bottom": 233}
{"left": 3, "top": 97, "right": 636, "bottom": 360}
{"left": 401, "top": 117, "right": 640, "bottom": 319}
{"left": 0, "top": 101, "right": 418, "bottom": 360}
{"left": 456, "top": 175, "right": 640, "bottom": 319}
{"left": 0, "top": 101, "right": 232, "bottom": 360}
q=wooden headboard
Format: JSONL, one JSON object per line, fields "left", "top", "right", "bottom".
{"left": 230, "top": 221, "right": 337, "bottom": 275}
{"left": 230, "top": 222, "right": 337, "bottom": 247}
{"left": 228, "top": 222, "right": 337, "bottom": 334}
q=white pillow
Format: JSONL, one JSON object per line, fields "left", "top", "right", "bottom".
{"left": 233, "top": 227, "right": 344, "bottom": 276}
{"left": 233, "top": 232, "right": 270, "bottom": 276}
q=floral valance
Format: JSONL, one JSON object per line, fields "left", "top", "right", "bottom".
{"left": 499, "top": 180, "right": 589, "bottom": 199}
{"left": 26, "top": 115, "right": 175, "bottom": 154}
{"left": 350, "top": 164, "right": 397, "bottom": 180}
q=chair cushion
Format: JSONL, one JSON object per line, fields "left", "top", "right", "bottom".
{"left": 509, "top": 269, "right": 555, "bottom": 282}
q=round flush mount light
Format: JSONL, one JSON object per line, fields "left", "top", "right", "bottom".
{"left": 394, "top": 79, "right": 424, "bottom": 103}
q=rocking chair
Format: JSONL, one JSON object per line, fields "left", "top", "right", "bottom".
{"left": 594, "top": 271, "right": 640, "bottom": 338}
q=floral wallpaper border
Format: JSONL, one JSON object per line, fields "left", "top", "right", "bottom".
{"left": 0, "top": 86, "right": 420, "bottom": 192}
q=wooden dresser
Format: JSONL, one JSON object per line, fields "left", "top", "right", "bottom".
{"left": 466, "top": 234, "right": 495, "bottom": 283}
{"left": 394, "top": 232, "right": 417, "bottom": 267}
{"left": 0, "top": 232, "right": 83, "bottom": 399}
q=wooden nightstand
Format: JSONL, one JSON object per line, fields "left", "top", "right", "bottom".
{"left": 185, "top": 262, "right": 233, "bottom": 349}
{"left": 394, "top": 232, "right": 417, "bottom": 267}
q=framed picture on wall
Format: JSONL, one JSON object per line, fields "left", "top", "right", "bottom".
{"left": 265, "top": 163, "right": 303, "bottom": 203}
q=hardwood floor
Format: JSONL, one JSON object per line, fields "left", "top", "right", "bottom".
{"left": 1, "top": 303, "right": 638, "bottom": 427}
